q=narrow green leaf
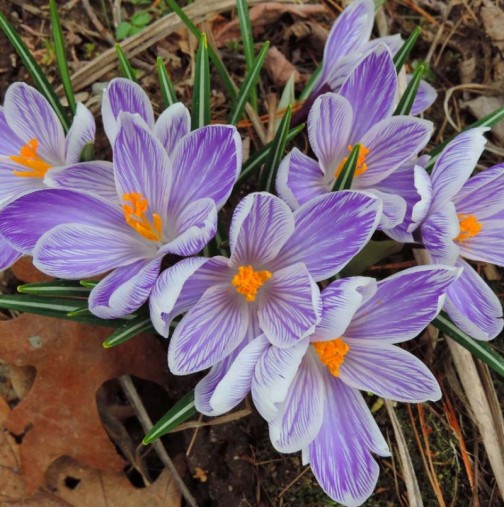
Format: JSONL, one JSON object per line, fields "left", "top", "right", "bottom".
{"left": 332, "top": 143, "right": 360, "bottom": 191}
{"left": 259, "top": 105, "right": 292, "bottom": 193}
{"left": 103, "top": 315, "right": 154, "bottom": 348}
{"left": 394, "top": 64, "right": 424, "bottom": 116}
{"left": 156, "top": 56, "right": 177, "bottom": 108}
{"left": 425, "top": 106, "right": 504, "bottom": 172}
{"left": 143, "top": 391, "right": 197, "bottom": 444}
{"left": 299, "top": 63, "right": 322, "bottom": 101}
{"left": 80, "top": 280, "right": 99, "bottom": 288}
{"left": 236, "top": 0, "right": 257, "bottom": 109}
{"left": 236, "top": 123, "right": 305, "bottom": 187}
{"left": 115, "top": 44, "right": 138, "bottom": 82}
{"left": 67, "top": 306, "right": 92, "bottom": 317}
{"left": 341, "top": 240, "right": 403, "bottom": 277}
{"left": 79, "top": 142, "right": 95, "bottom": 162}
{"left": 0, "top": 13, "right": 70, "bottom": 132}
{"left": 192, "top": 33, "right": 210, "bottom": 129}
{"left": 18, "top": 279, "right": 91, "bottom": 297}
{"left": 49, "top": 0, "right": 76, "bottom": 114}
{"left": 393, "top": 26, "right": 421, "bottom": 73}
{"left": 164, "top": 0, "right": 237, "bottom": 101}
{"left": 433, "top": 312, "right": 504, "bottom": 378}
{"left": 229, "top": 41, "right": 269, "bottom": 125}
{"left": 275, "top": 73, "right": 296, "bottom": 132}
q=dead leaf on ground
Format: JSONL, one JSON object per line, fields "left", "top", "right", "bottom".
{"left": 10, "top": 258, "right": 52, "bottom": 284}
{"left": 480, "top": 0, "right": 504, "bottom": 51}
{"left": 0, "top": 314, "right": 168, "bottom": 493}
{"left": 463, "top": 95, "right": 504, "bottom": 144}
{"left": 264, "top": 45, "right": 301, "bottom": 86}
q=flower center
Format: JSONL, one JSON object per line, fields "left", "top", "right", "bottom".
{"left": 335, "top": 144, "right": 370, "bottom": 178}
{"left": 312, "top": 338, "right": 350, "bottom": 377}
{"left": 10, "top": 138, "right": 53, "bottom": 178}
{"left": 232, "top": 265, "right": 272, "bottom": 302}
{"left": 455, "top": 213, "right": 482, "bottom": 244}
{"left": 122, "top": 192, "right": 163, "bottom": 242}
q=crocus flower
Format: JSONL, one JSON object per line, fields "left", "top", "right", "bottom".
{"left": 194, "top": 265, "right": 459, "bottom": 506}
{"left": 419, "top": 127, "right": 504, "bottom": 340}
{"left": 277, "top": 46, "right": 433, "bottom": 229}
{"left": 309, "top": 0, "right": 436, "bottom": 116}
{"left": 0, "top": 82, "right": 108, "bottom": 269}
{"left": 149, "top": 191, "right": 382, "bottom": 377}
{"left": 0, "top": 112, "right": 241, "bottom": 318}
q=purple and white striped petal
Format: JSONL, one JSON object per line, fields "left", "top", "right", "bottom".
{"left": 4, "top": 83, "right": 65, "bottom": 165}
{"left": 410, "top": 77, "right": 437, "bottom": 115}
{"left": 168, "top": 125, "right": 241, "bottom": 213}
{"left": 252, "top": 338, "right": 309, "bottom": 421}
{"left": 276, "top": 148, "right": 328, "bottom": 209}
{"left": 154, "top": 103, "right": 191, "bottom": 155}
{"left": 0, "top": 234, "right": 22, "bottom": 270}
{"left": 346, "top": 265, "right": 460, "bottom": 343}
{"left": 306, "top": 374, "right": 390, "bottom": 507}
{"left": 430, "top": 128, "right": 487, "bottom": 210}
{"left": 258, "top": 263, "right": 321, "bottom": 348}
{"left": 273, "top": 191, "right": 381, "bottom": 281}
{"left": 0, "top": 106, "right": 24, "bottom": 157}
{"left": 44, "top": 161, "right": 117, "bottom": 202}
{"left": 356, "top": 116, "right": 433, "bottom": 187}
{"left": 459, "top": 216, "right": 504, "bottom": 266}
{"left": 229, "top": 192, "right": 295, "bottom": 267}
{"left": 339, "top": 341, "right": 441, "bottom": 402}
{"left": 269, "top": 351, "right": 325, "bottom": 453}
{"left": 340, "top": 45, "right": 397, "bottom": 141}
{"left": 308, "top": 93, "right": 352, "bottom": 176}
{"left": 364, "top": 188, "right": 407, "bottom": 229}
{"left": 311, "top": 277, "right": 375, "bottom": 342}
{"left": 102, "top": 78, "right": 155, "bottom": 144}
{"left": 89, "top": 257, "right": 162, "bottom": 318}
{"left": 0, "top": 165, "right": 43, "bottom": 208}
{"left": 444, "top": 258, "right": 503, "bottom": 341}
{"left": 168, "top": 284, "right": 249, "bottom": 374}
{"left": 65, "top": 103, "right": 96, "bottom": 164}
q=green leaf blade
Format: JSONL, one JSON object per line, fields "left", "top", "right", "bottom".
{"left": 156, "top": 57, "right": 177, "bottom": 108}
{"left": 18, "top": 280, "right": 92, "bottom": 298}
{"left": 115, "top": 44, "right": 138, "bottom": 82}
{"left": 332, "top": 143, "right": 361, "bottom": 191}
{"left": 103, "top": 315, "right": 154, "bottom": 348}
{"left": 236, "top": 0, "right": 257, "bottom": 109}
{"left": 394, "top": 64, "right": 424, "bottom": 116}
{"left": 393, "top": 26, "right": 422, "bottom": 74}
{"left": 192, "top": 33, "right": 211, "bottom": 130}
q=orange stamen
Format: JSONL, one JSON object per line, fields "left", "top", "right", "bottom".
{"left": 335, "top": 144, "right": 370, "bottom": 179}
{"left": 10, "top": 138, "right": 53, "bottom": 178}
{"left": 455, "top": 214, "right": 482, "bottom": 244}
{"left": 122, "top": 192, "right": 163, "bottom": 242}
{"left": 232, "top": 265, "right": 272, "bottom": 302}
{"left": 313, "top": 338, "right": 350, "bottom": 377}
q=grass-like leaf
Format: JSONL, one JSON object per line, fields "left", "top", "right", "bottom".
{"left": 18, "top": 280, "right": 91, "bottom": 298}
{"left": 79, "top": 142, "right": 95, "bottom": 162}
{"left": 49, "top": 0, "right": 76, "bottom": 115}
{"left": 143, "top": 390, "right": 197, "bottom": 444}
{"left": 229, "top": 41, "right": 270, "bottom": 125}
{"left": 115, "top": 44, "right": 138, "bottom": 82}
{"left": 393, "top": 26, "right": 421, "bottom": 74}
{"left": 332, "top": 143, "right": 360, "bottom": 191}
{"left": 0, "top": 13, "right": 70, "bottom": 132}
{"left": 156, "top": 56, "right": 177, "bottom": 108}
{"left": 192, "top": 33, "right": 211, "bottom": 129}
{"left": 236, "top": 0, "right": 257, "bottom": 109}
{"left": 393, "top": 64, "right": 424, "bottom": 116}
{"left": 433, "top": 312, "right": 504, "bottom": 378}
{"left": 103, "top": 315, "right": 154, "bottom": 348}
{"left": 299, "top": 63, "right": 322, "bottom": 101}
{"left": 259, "top": 105, "right": 293, "bottom": 193}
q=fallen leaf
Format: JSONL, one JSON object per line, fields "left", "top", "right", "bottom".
{"left": 0, "top": 314, "right": 168, "bottom": 493}
{"left": 11, "top": 258, "right": 52, "bottom": 284}
{"left": 264, "top": 46, "right": 301, "bottom": 86}
{"left": 463, "top": 95, "right": 504, "bottom": 145}
{"left": 480, "top": 0, "right": 504, "bottom": 50}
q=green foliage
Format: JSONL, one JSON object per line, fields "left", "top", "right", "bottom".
{"left": 332, "top": 144, "right": 361, "bottom": 191}
{"left": 116, "top": 11, "right": 152, "bottom": 40}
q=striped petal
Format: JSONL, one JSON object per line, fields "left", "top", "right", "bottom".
{"left": 154, "top": 102, "right": 191, "bottom": 155}
{"left": 65, "top": 103, "right": 96, "bottom": 164}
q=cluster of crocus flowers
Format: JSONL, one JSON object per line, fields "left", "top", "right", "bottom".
{"left": 0, "top": 1, "right": 503, "bottom": 505}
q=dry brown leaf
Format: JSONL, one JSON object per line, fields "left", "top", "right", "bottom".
{"left": 463, "top": 95, "right": 504, "bottom": 145}
{"left": 480, "top": 0, "right": 504, "bottom": 50}
{"left": 0, "top": 314, "right": 167, "bottom": 493}
{"left": 264, "top": 46, "right": 301, "bottom": 86}
{"left": 10, "top": 258, "right": 52, "bottom": 284}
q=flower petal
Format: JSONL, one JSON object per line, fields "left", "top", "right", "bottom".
{"left": 65, "top": 103, "right": 96, "bottom": 164}
{"left": 0, "top": 164, "right": 42, "bottom": 208}
{"left": 364, "top": 188, "right": 406, "bottom": 229}
{"left": 356, "top": 116, "right": 433, "bottom": 187}
{"left": 410, "top": 77, "right": 437, "bottom": 115}
{"left": 0, "top": 234, "right": 22, "bottom": 270}
{"left": 4, "top": 83, "right": 65, "bottom": 165}
{"left": 340, "top": 341, "right": 441, "bottom": 402}
{"left": 0, "top": 106, "right": 24, "bottom": 157}
{"left": 168, "top": 125, "right": 242, "bottom": 213}
{"left": 346, "top": 265, "right": 461, "bottom": 343}
{"left": 168, "top": 284, "right": 248, "bottom": 374}
{"left": 154, "top": 102, "right": 191, "bottom": 155}
{"left": 459, "top": 218, "right": 504, "bottom": 266}
{"left": 340, "top": 45, "right": 397, "bottom": 141}
{"left": 430, "top": 127, "right": 487, "bottom": 210}
{"left": 276, "top": 148, "right": 328, "bottom": 209}
{"left": 102, "top": 78, "right": 155, "bottom": 144}
{"left": 444, "top": 258, "right": 503, "bottom": 341}
{"left": 89, "top": 257, "right": 162, "bottom": 319}
{"left": 259, "top": 263, "right": 321, "bottom": 347}
{"left": 229, "top": 192, "right": 295, "bottom": 267}
{"left": 269, "top": 351, "right": 325, "bottom": 453}
{"left": 273, "top": 191, "right": 381, "bottom": 281}
{"left": 252, "top": 338, "right": 309, "bottom": 421}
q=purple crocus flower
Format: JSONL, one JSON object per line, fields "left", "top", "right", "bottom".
{"left": 0, "top": 112, "right": 241, "bottom": 318}
{"left": 0, "top": 82, "right": 107, "bottom": 269}
{"left": 278, "top": 46, "right": 433, "bottom": 229}
{"left": 309, "top": 0, "right": 436, "bottom": 116}
{"left": 419, "top": 127, "right": 504, "bottom": 340}
{"left": 149, "top": 191, "right": 382, "bottom": 377}
{"left": 194, "top": 265, "right": 459, "bottom": 506}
